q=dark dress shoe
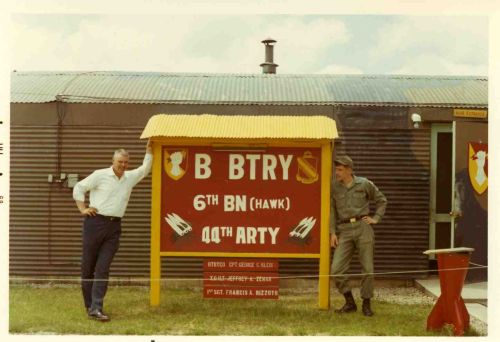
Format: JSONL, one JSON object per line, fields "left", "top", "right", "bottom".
{"left": 88, "top": 309, "right": 110, "bottom": 322}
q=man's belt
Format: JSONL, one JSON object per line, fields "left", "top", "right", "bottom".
{"left": 96, "top": 214, "right": 121, "bottom": 221}
{"left": 338, "top": 216, "right": 364, "bottom": 224}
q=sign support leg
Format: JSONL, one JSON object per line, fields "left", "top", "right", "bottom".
{"left": 318, "top": 142, "right": 332, "bottom": 309}
{"left": 150, "top": 142, "right": 162, "bottom": 306}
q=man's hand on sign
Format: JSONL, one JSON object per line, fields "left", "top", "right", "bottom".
{"left": 330, "top": 233, "right": 339, "bottom": 248}
{"left": 146, "top": 138, "right": 153, "bottom": 154}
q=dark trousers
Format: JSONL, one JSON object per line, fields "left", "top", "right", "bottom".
{"left": 81, "top": 215, "right": 121, "bottom": 311}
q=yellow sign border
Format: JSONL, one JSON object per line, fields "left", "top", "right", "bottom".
{"left": 150, "top": 137, "right": 332, "bottom": 309}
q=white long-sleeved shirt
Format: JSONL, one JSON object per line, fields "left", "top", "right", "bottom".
{"left": 73, "top": 153, "right": 153, "bottom": 218}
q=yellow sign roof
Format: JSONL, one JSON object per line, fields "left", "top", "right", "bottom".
{"left": 140, "top": 114, "right": 338, "bottom": 140}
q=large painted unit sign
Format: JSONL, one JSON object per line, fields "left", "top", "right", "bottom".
{"left": 161, "top": 146, "right": 322, "bottom": 254}
{"left": 142, "top": 114, "right": 338, "bottom": 309}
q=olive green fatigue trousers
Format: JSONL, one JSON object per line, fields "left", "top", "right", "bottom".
{"left": 331, "top": 221, "right": 374, "bottom": 299}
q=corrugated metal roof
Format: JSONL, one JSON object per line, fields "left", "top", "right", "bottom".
{"left": 140, "top": 114, "right": 338, "bottom": 140}
{"left": 11, "top": 71, "right": 488, "bottom": 108}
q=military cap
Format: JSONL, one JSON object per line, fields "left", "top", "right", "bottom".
{"left": 334, "top": 155, "right": 354, "bottom": 168}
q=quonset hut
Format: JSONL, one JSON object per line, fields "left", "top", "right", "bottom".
{"left": 10, "top": 71, "right": 488, "bottom": 282}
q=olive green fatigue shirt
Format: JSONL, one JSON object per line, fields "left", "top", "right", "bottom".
{"left": 330, "top": 176, "right": 387, "bottom": 234}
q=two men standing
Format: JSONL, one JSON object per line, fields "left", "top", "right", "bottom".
{"left": 73, "top": 140, "right": 152, "bottom": 321}
{"left": 330, "top": 155, "right": 387, "bottom": 317}
{"left": 73, "top": 143, "right": 383, "bottom": 320}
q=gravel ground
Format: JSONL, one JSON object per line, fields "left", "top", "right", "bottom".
{"left": 372, "top": 286, "right": 436, "bottom": 305}
{"left": 364, "top": 286, "right": 487, "bottom": 336}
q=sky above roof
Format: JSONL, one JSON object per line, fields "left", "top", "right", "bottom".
{"left": 9, "top": 12, "right": 489, "bottom": 76}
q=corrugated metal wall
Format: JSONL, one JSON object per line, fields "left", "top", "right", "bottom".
{"left": 10, "top": 126, "right": 155, "bottom": 279}
{"left": 10, "top": 126, "right": 62, "bottom": 277}
{"left": 334, "top": 128, "right": 431, "bottom": 276}
{"left": 10, "top": 125, "right": 430, "bottom": 281}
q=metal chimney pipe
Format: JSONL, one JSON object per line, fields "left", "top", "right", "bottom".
{"left": 265, "top": 43, "right": 274, "bottom": 63}
{"left": 260, "top": 38, "right": 278, "bottom": 74}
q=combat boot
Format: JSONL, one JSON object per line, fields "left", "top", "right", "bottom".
{"left": 362, "top": 298, "right": 374, "bottom": 316}
{"left": 335, "top": 291, "right": 357, "bottom": 313}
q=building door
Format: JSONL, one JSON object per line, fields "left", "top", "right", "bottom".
{"left": 429, "top": 123, "right": 455, "bottom": 252}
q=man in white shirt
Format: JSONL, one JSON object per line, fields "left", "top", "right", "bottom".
{"left": 73, "top": 140, "right": 152, "bottom": 321}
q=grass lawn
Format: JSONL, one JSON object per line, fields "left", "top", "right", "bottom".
{"left": 9, "top": 283, "right": 480, "bottom": 336}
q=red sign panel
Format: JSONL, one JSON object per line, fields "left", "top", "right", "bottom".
{"left": 203, "top": 259, "right": 279, "bottom": 272}
{"left": 204, "top": 286, "right": 279, "bottom": 299}
{"left": 203, "top": 259, "right": 280, "bottom": 299}
{"left": 204, "top": 272, "right": 279, "bottom": 286}
{"left": 160, "top": 146, "right": 322, "bottom": 254}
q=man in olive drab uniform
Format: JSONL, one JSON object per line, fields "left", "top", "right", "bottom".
{"left": 330, "top": 155, "right": 387, "bottom": 316}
